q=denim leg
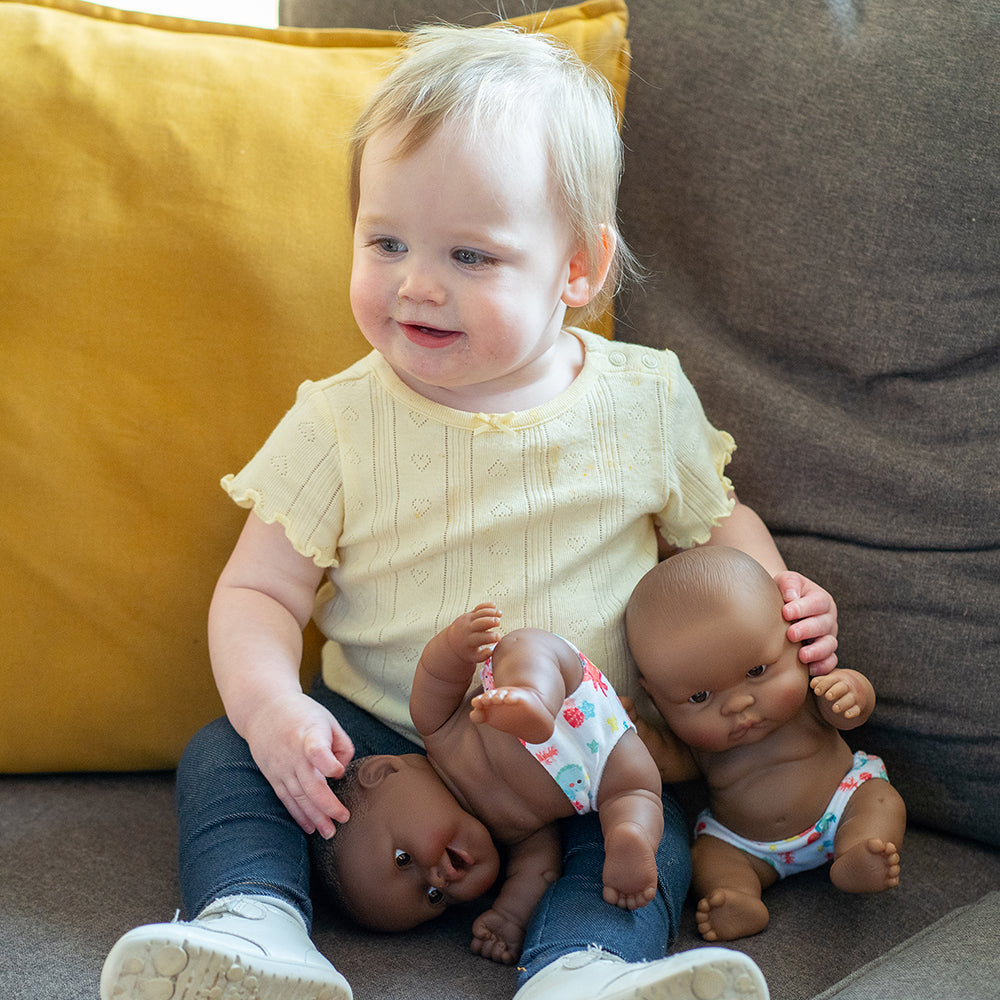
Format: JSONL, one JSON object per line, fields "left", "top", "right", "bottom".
{"left": 175, "top": 681, "right": 422, "bottom": 928}
{"left": 516, "top": 791, "right": 691, "bottom": 988}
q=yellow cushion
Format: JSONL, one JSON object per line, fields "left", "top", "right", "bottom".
{"left": 0, "top": 0, "right": 630, "bottom": 771}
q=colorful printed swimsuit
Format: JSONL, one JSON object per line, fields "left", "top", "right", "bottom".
{"left": 479, "top": 643, "right": 633, "bottom": 814}
{"left": 694, "top": 750, "right": 891, "bottom": 877}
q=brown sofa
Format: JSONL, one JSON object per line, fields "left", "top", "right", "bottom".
{"left": 2, "top": 2, "right": 998, "bottom": 998}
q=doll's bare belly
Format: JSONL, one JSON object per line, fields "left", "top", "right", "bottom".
{"left": 704, "top": 733, "right": 855, "bottom": 843}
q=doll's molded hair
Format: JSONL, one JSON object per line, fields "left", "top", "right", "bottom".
{"left": 348, "top": 23, "right": 639, "bottom": 325}
{"left": 626, "top": 547, "right": 780, "bottom": 648}
{"left": 308, "top": 759, "right": 366, "bottom": 919}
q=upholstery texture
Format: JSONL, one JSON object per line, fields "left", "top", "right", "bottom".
{"left": 0, "top": 0, "right": 628, "bottom": 771}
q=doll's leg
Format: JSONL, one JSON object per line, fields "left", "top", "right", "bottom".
{"left": 829, "top": 779, "right": 905, "bottom": 893}
{"left": 598, "top": 788, "right": 663, "bottom": 910}
{"left": 518, "top": 796, "right": 686, "bottom": 981}
{"left": 596, "top": 731, "right": 664, "bottom": 910}
{"left": 471, "top": 631, "right": 584, "bottom": 744}
{"left": 690, "top": 835, "right": 776, "bottom": 942}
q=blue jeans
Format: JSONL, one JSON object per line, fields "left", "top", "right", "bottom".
{"left": 175, "top": 679, "right": 691, "bottom": 989}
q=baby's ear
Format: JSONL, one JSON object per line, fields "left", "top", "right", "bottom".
{"left": 356, "top": 755, "right": 402, "bottom": 789}
{"left": 562, "top": 226, "right": 616, "bottom": 308}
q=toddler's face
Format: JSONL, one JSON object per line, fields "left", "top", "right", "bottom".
{"left": 350, "top": 119, "right": 589, "bottom": 412}
{"left": 334, "top": 754, "right": 500, "bottom": 932}
{"left": 635, "top": 581, "right": 807, "bottom": 753}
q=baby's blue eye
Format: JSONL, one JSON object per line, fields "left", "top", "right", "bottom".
{"left": 372, "top": 237, "right": 406, "bottom": 255}
{"left": 453, "top": 248, "right": 494, "bottom": 267}
{"left": 689, "top": 691, "right": 709, "bottom": 704}
{"left": 394, "top": 849, "right": 411, "bottom": 868}
{"left": 427, "top": 887, "right": 444, "bottom": 905}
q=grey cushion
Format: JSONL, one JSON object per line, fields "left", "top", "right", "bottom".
{"left": 811, "top": 891, "right": 1000, "bottom": 1000}
{"left": 279, "top": 0, "right": 1000, "bottom": 847}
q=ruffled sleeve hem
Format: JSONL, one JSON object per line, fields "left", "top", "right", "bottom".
{"left": 220, "top": 474, "right": 340, "bottom": 569}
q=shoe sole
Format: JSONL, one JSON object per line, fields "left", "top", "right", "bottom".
{"left": 613, "top": 949, "right": 768, "bottom": 1000}
{"left": 101, "top": 932, "right": 350, "bottom": 1000}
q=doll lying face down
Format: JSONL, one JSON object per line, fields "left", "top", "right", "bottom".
{"left": 625, "top": 546, "right": 905, "bottom": 942}
{"left": 311, "top": 605, "right": 663, "bottom": 964}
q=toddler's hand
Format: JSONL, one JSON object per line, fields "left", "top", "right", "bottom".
{"left": 775, "top": 571, "right": 839, "bottom": 675}
{"left": 244, "top": 692, "right": 355, "bottom": 839}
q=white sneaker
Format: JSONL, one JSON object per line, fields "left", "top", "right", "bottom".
{"left": 100, "top": 895, "right": 352, "bottom": 1000}
{"left": 513, "top": 946, "right": 769, "bottom": 1000}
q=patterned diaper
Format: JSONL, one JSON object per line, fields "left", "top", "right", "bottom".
{"left": 694, "top": 750, "right": 890, "bottom": 877}
{"left": 480, "top": 643, "right": 633, "bottom": 814}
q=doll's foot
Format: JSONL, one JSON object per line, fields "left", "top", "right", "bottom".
{"left": 601, "top": 824, "right": 658, "bottom": 909}
{"left": 696, "top": 889, "right": 769, "bottom": 942}
{"left": 470, "top": 687, "right": 556, "bottom": 744}
{"left": 830, "top": 838, "right": 901, "bottom": 893}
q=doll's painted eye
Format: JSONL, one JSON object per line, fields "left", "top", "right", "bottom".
{"left": 394, "top": 849, "right": 411, "bottom": 868}
{"left": 747, "top": 665, "right": 767, "bottom": 678}
{"left": 427, "top": 887, "right": 445, "bottom": 905}
{"left": 689, "top": 691, "right": 709, "bottom": 704}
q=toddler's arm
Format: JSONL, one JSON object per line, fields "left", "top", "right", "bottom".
{"left": 811, "top": 668, "right": 876, "bottom": 729}
{"left": 410, "top": 603, "right": 502, "bottom": 738}
{"left": 209, "top": 515, "right": 355, "bottom": 839}
{"left": 470, "top": 825, "right": 561, "bottom": 964}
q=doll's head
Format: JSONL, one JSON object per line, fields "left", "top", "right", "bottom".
{"left": 310, "top": 754, "right": 500, "bottom": 932}
{"left": 348, "top": 23, "right": 636, "bottom": 328}
{"left": 625, "top": 547, "right": 807, "bottom": 752}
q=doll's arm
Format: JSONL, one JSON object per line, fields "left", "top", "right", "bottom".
{"left": 620, "top": 699, "right": 700, "bottom": 783}
{"left": 470, "top": 825, "right": 561, "bottom": 965}
{"left": 410, "top": 603, "right": 502, "bottom": 738}
{"left": 810, "top": 668, "right": 875, "bottom": 730}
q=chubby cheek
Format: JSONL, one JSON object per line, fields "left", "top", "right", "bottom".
{"left": 770, "top": 675, "right": 809, "bottom": 721}
{"left": 349, "top": 266, "right": 386, "bottom": 339}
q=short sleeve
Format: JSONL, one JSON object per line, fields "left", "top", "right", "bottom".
{"left": 656, "top": 354, "right": 736, "bottom": 548}
{"left": 221, "top": 380, "right": 345, "bottom": 567}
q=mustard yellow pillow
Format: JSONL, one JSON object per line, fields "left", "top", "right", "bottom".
{"left": 0, "top": 0, "right": 630, "bottom": 771}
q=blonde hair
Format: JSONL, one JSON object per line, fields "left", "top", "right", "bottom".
{"left": 349, "top": 23, "right": 637, "bottom": 326}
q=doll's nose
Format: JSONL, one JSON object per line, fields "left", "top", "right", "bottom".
{"left": 722, "top": 691, "right": 755, "bottom": 716}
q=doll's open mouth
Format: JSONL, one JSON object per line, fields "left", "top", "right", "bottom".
{"left": 446, "top": 845, "right": 471, "bottom": 871}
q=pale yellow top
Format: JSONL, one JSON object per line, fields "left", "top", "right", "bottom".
{"left": 222, "top": 329, "right": 735, "bottom": 743}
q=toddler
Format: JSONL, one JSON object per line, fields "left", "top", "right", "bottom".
{"left": 310, "top": 603, "right": 663, "bottom": 965}
{"left": 626, "top": 546, "right": 905, "bottom": 942}
{"left": 101, "top": 22, "right": 837, "bottom": 1000}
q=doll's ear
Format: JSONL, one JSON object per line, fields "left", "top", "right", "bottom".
{"left": 562, "top": 226, "right": 616, "bottom": 309}
{"left": 356, "top": 755, "right": 403, "bottom": 789}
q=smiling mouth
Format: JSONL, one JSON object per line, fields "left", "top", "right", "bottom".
{"left": 398, "top": 321, "right": 462, "bottom": 347}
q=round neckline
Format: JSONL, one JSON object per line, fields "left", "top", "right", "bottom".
{"left": 369, "top": 328, "right": 605, "bottom": 432}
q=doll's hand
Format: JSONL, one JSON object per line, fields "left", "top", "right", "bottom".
{"left": 243, "top": 691, "right": 354, "bottom": 839}
{"left": 811, "top": 670, "right": 871, "bottom": 721}
{"left": 775, "top": 571, "right": 839, "bottom": 675}
{"left": 446, "top": 602, "right": 503, "bottom": 663}
{"left": 470, "top": 907, "right": 525, "bottom": 965}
